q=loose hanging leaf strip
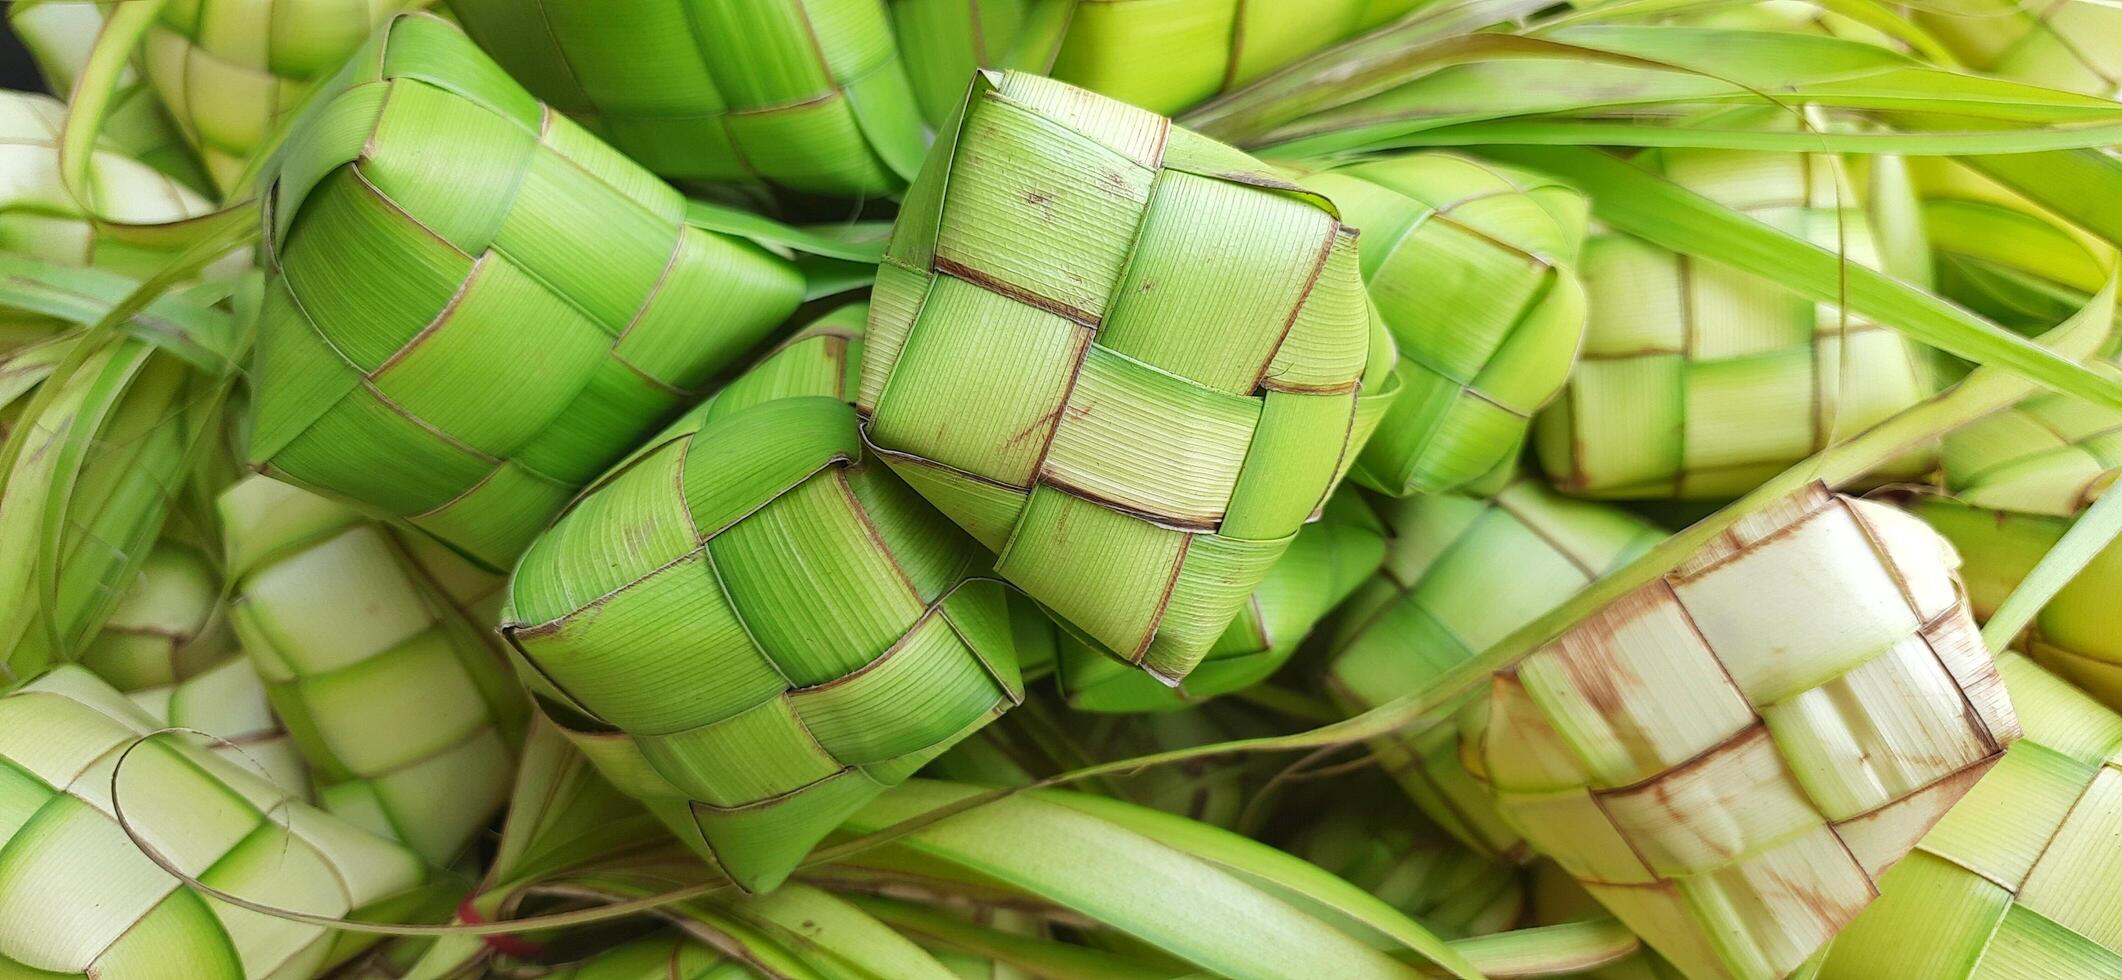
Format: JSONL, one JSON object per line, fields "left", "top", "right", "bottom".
{"left": 1222, "top": 27, "right": 2122, "bottom": 154}
{"left": 1013, "top": 0, "right": 1440, "bottom": 118}
{"left": 840, "top": 780, "right": 1472, "bottom": 980}
{"left": 1176, "top": 0, "right": 1567, "bottom": 140}
{"left": 8, "top": 0, "right": 212, "bottom": 193}
{"left": 1042, "top": 788, "right": 1480, "bottom": 974}
{"left": 848, "top": 894, "right": 1178, "bottom": 980}
{"left": 0, "top": 255, "right": 242, "bottom": 373}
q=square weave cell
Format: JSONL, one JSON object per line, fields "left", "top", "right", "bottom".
{"left": 503, "top": 310, "right": 1024, "bottom": 894}
{"left": 452, "top": 0, "right": 927, "bottom": 195}
{"left": 251, "top": 14, "right": 805, "bottom": 572}
{"left": 1818, "top": 652, "right": 2122, "bottom": 977}
{"left": 859, "top": 70, "right": 1385, "bottom": 686}
{"left": 141, "top": 0, "right": 418, "bottom": 193}
{"left": 1533, "top": 143, "right": 1936, "bottom": 499}
{"left": 1298, "top": 153, "right": 1590, "bottom": 497}
{"left": 1323, "top": 478, "right": 1661, "bottom": 862}
{"left": 1473, "top": 484, "right": 2018, "bottom": 980}
{"left": 0, "top": 666, "right": 432, "bottom": 979}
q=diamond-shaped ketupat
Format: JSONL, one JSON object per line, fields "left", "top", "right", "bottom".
{"left": 860, "top": 70, "right": 1391, "bottom": 687}
{"left": 1473, "top": 484, "right": 2018, "bottom": 980}
{"left": 249, "top": 13, "right": 805, "bottom": 572}
{"left": 503, "top": 308, "right": 1024, "bottom": 894}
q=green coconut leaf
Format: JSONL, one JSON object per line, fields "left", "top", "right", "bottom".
{"left": 850, "top": 895, "right": 1179, "bottom": 980}
{"left": 838, "top": 781, "right": 1474, "bottom": 980}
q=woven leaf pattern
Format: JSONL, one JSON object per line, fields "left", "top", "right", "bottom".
{"left": 0, "top": 91, "right": 228, "bottom": 279}
{"left": 1920, "top": 380, "right": 2122, "bottom": 708}
{"left": 7, "top": 1, "right": 207, "bottom": 190}
{"left": 861, "top": 70, "right": 1382, "bottom": 684}
{"left": 124, "top": 656, "right": 311, "bottom": 801}
{"left": 1477, "top": 485, "right": 2017, "bottom": 980}
{"left": 1534, "top": 144, "right": 1937, "bottom": 499}
{"left": 1819, "top": 653, "right": 2122, "bottom": 978}
{"left": 251, "top": 13, "right": 805, "bottom": 571}
{"left": 1302, "top": 153, "right": 1591, "bottom": 497}
{"left": 504, "top": 312, "right": 1024, "bottom": 893}
{"left": 219, "top": 474, "right": 526, "bottom": 865}
{"left": 0, "top": 667, "right": 429, "bottom": 979}
{"left": 1325, "top": 478, "right": 1661, "bottom": 862}
{"left": 1056, "top": 491, "right": 1388, "bottom": 712}
{"left": 143, "top": 0, "right": 417, "bottom": 193}
{"left": 452, "top": 0, "right": 928, "bottom": 195}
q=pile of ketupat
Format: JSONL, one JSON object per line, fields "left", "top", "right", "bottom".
{"left": 0, "top": 0, "right": 2119, "bottom": 976}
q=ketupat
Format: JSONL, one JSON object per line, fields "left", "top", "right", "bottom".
{"left": 1325, "top": 477, "right": 1661, "bottom": 862}
{"left": 1055, "top": 491, "right": 1388, "bottom": 712}
{"left": 503, "top": 307, "right": 1024, "bottom": 893}
{"left": 1915, "top": 375, "right": 2122, "bottom": 707}
{"left": 219, "top": 473, "right": 527, "bottom": 865}
{"left": 1471, "top": 484, "right": 2017, "bottom": 980}
{"left": 250, "top": 12, "right": 806, "bottom": 571}
{"left": 1297, "top": 153, "right": 1590, "bottom": 497}
{"left": 1816, "top": 652, "right": 2122, "bottom": 977}
{"left": 860, "top": 69, "right": 1387, "bottom": 686}
{"left": 1534, "top": 128, "right": 1937, "bottom": 499}
{"left": 77, "top": 539, "right": 234, "bottom": 692}
{"left": 450, "top": 0, "right": 927, "bottom": 196}
{"left": 71, "top": 538, "right": 309, "bottom": 795}
{"left": 0, "top": 666, "right": 438, "bottom": 978}
{"left": 7, "top": 1, "right": 209, "bottom": 192}
{"left": 137, "top": 0, "right": 419, "bottom": 193}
